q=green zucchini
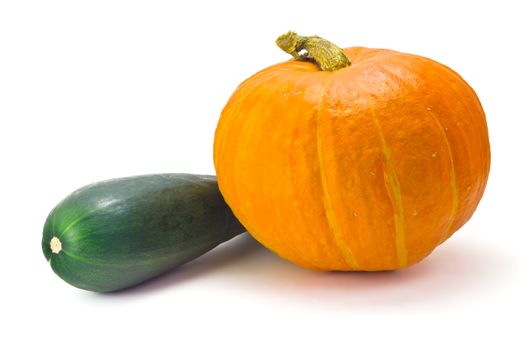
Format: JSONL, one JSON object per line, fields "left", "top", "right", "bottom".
{"left": 42, "top": 174, "right": 245, "bottom": 292}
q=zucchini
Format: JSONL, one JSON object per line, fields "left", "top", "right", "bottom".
{"left": 42, "top": 174, "right": 245, "bottom": 292}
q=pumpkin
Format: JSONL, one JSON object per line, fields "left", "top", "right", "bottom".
{"left": 213, "top": 32, "right": 490, "bottom": 271}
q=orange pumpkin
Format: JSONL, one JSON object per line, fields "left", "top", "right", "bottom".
{"left": 214, "top": 32, "right": 490, "bottom": 271}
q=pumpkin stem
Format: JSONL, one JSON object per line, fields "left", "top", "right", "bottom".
{"left": 275, "top": 31, "right": 351, "bottom": 71}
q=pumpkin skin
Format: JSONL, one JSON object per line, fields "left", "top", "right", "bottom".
{"left": 214, "top": 46, "right": 490, "bottom": 271}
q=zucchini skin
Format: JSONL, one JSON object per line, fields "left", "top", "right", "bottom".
{"left": 42, "top": 174, "right": 245, "bottom": 292}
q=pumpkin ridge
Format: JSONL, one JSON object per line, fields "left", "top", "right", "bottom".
{"left": 370, "top": 108, "right": 408, "bottom": 267}
{"left": 316, "top": 76, "right": 359, "bottom": 270}
{"left": 429, "top": 63, "right": 490, "bottom": 184}
{"left": 423, "top": 60, "right": 489, "bottom": 236}
{"left": 406, "top": 58, "right": 490, "bottom": 237}
{"left": 218, "top": 68, "right": 285, "bottom": 221}
{"left": 427, "top": 110, "right": 459, "bottom": 243}
{"left": 228, "top": 69, "right": 321, "bottom": 266}
{"left": 228, "top": 71, "right": 286, "bottom": 245}
{"left": 374, "top": 63, "right": 459, "bottom": 245}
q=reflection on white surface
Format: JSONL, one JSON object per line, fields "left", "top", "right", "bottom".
{"left": 99, "top": 232, "right": 516, "bottom": 310}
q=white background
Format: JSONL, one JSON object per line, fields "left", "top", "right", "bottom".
{"left": 1, "top": 0, "right": 524, "bottom": 349}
